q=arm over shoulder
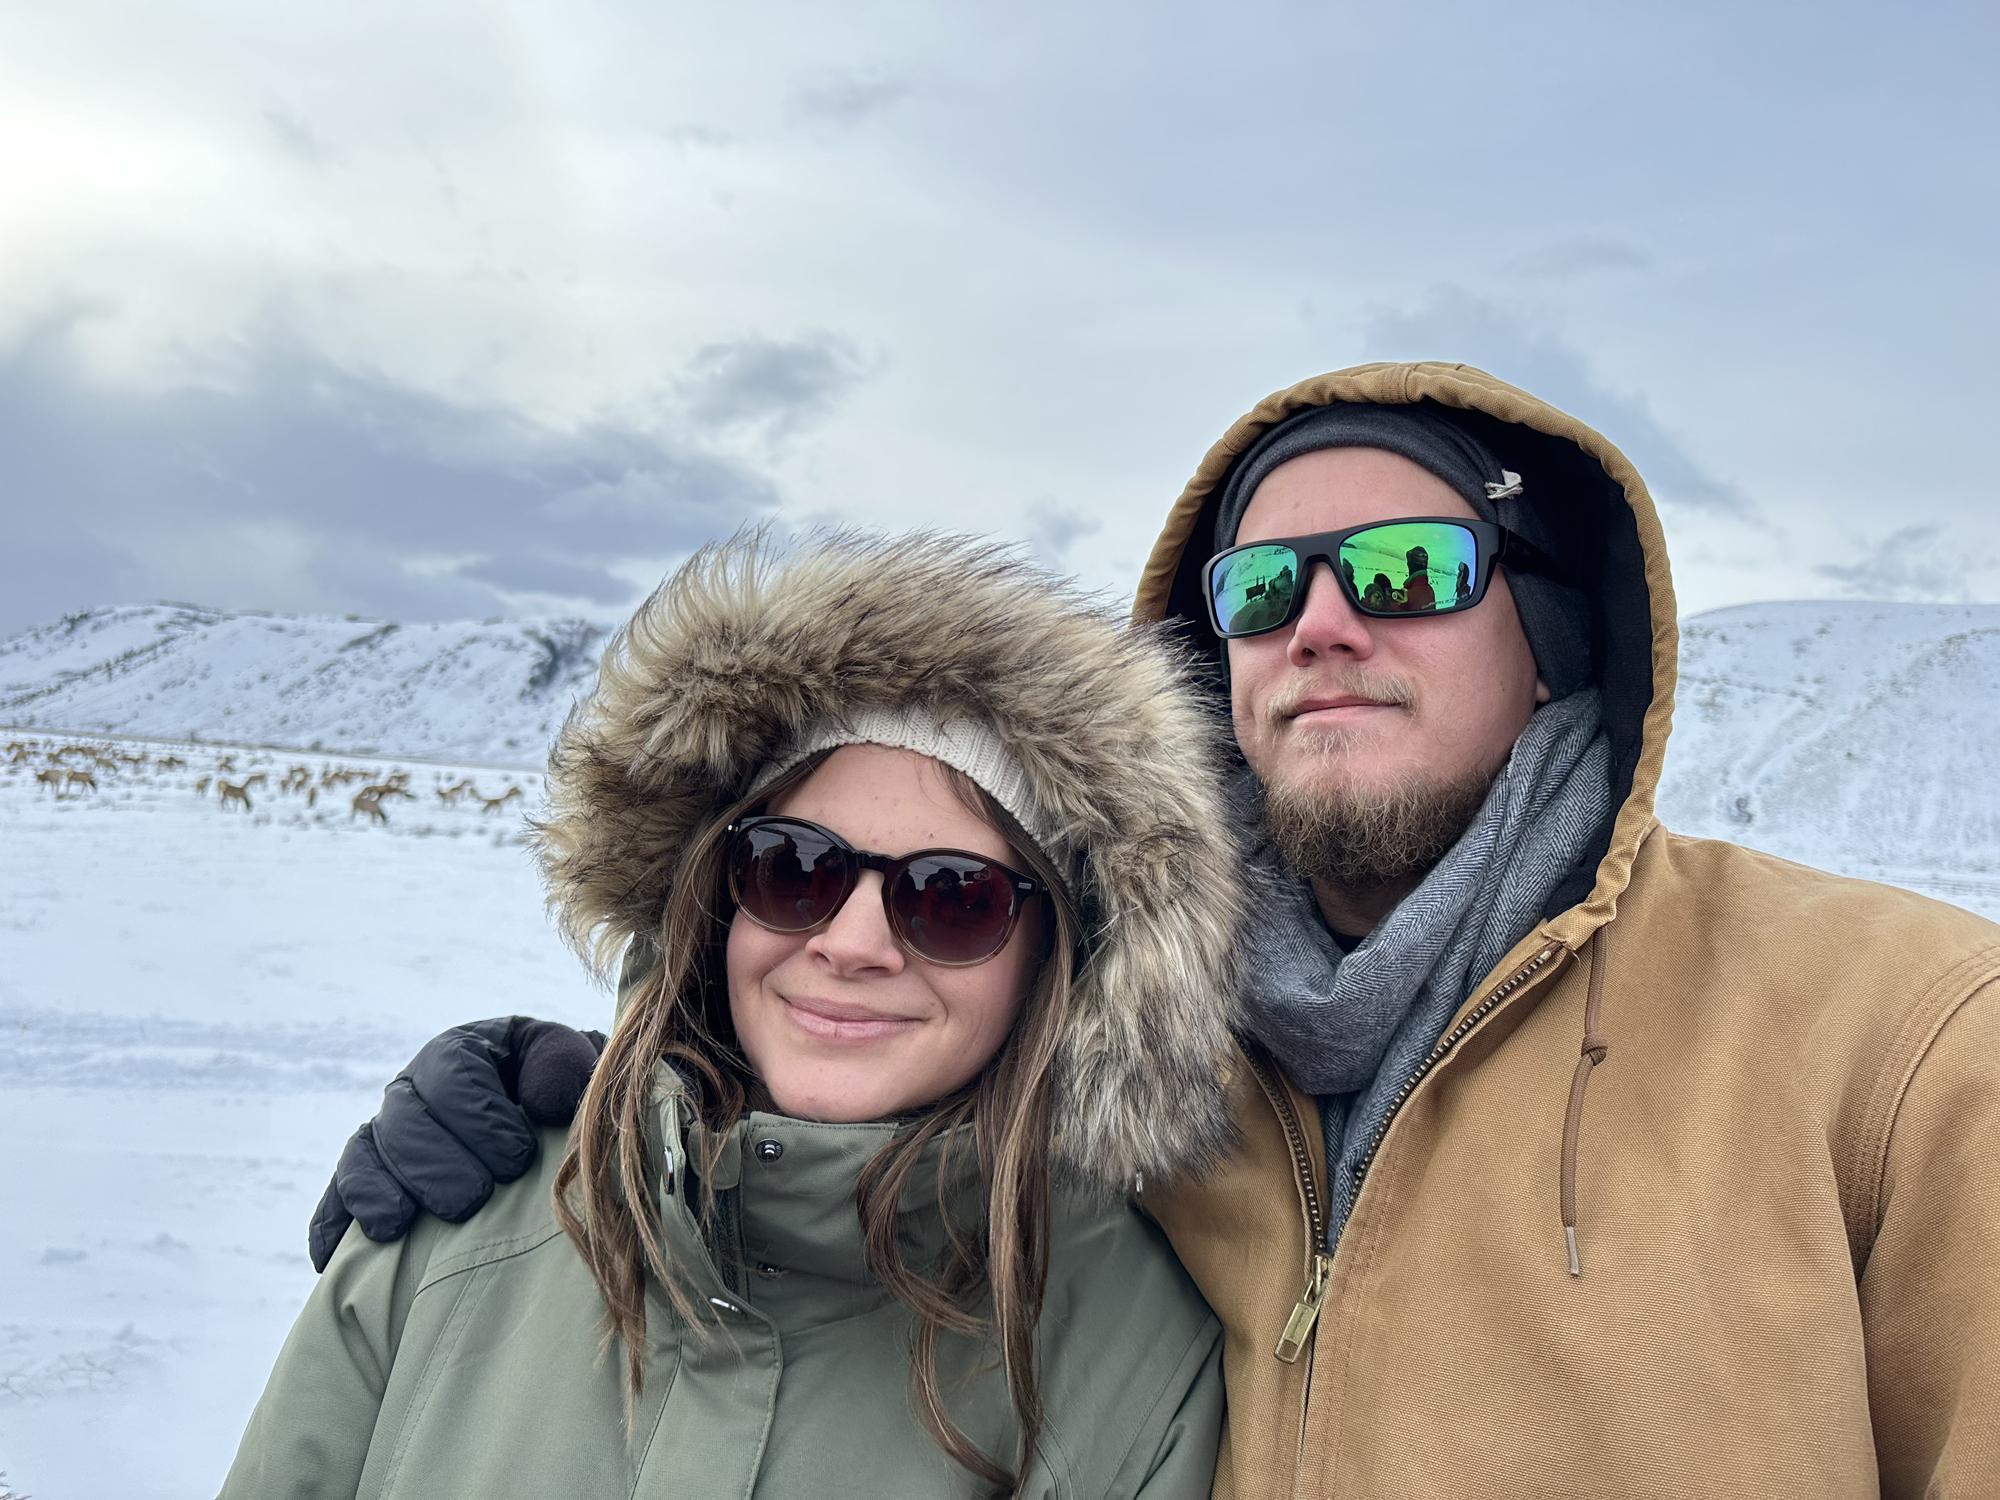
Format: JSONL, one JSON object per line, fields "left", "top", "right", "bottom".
{"left": 1860, "top": 973, "right": 2000, "bottom": 1497}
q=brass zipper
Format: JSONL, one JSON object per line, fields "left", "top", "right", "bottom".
{"left": 1245, "top": 1050, "right": 1333, "bottom": 1364}
{"left": 1338, "top": 944, "right": 1563, "bottom": 1227}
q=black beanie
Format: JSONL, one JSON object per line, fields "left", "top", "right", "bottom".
{"left": 1209, "top": 401, "right": 1594, "bottom": 699}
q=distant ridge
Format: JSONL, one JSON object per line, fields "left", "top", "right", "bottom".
{"left": 5, "top": 597, "right": 1998, "bottom": 877}
{"left": 1658, "top": 599, "right": 2000, "bottom": 876}
{"left": 0, "top": 603, "right": 608, "bottom": 765}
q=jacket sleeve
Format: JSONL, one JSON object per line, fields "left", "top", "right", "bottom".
{"left": 1859, "top": 976, "right": 2000, "bottom": 1497}
{"left": 1109, "top": 1316, "right": 1227, "bottom": 1500}
{"left": 219, "top": 1217, "right": 434, "bottom": 1499}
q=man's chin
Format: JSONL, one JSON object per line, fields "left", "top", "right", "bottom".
{"left": 1257, "top": 757, "right": 1495, "bottom": 892}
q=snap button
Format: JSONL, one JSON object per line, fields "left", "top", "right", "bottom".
{"left": 755, "top": 1139, "right": 784, "bottom": 1163}
{"left": 755, "top": 1262, "right": 786, "bottom": 1279}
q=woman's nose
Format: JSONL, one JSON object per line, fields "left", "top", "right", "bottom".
{"left": 804, "top": 871, "right": 905, "bottom": 974}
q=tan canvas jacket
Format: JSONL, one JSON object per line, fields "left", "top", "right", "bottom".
{"left": 1136, "top": 362, "right": 2000, "bottom": 1498}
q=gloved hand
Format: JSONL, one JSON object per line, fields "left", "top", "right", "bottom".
{"left": 309, "top": 1016, "right": 607, "bottom": 1272}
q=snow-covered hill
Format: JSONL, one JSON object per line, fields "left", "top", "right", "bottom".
{"left": 1659, "top": 600, "right": 2000, "bottom": 877}
{"left": 4, "top": 596, "right": 1997, "bottom": 874}
{"left": 0, "top": 603, "right": 608, "bottom": 764}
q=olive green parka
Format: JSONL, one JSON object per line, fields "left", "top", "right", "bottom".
{"left": 222, "top": 534, "right": 1251, "bottom": 1499}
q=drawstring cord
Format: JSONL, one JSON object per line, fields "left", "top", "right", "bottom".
{"left": 1560, "top": 934, "right": 1610, "bottom": 1276}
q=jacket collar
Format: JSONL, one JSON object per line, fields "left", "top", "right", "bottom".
{"left": 652, "top": 1069, "right": 984, "bottom": 1304}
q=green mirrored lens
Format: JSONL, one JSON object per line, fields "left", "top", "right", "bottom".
{"left": 1336, "top": 522, "right": 1478, "bottom": 615}
{"left": 1211, "top": 544, "right": 1300, "bottom": 634}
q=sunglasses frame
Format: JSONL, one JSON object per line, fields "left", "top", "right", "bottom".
{"left": 724, "top": 814, "right": 1044, "bottom": 968}
{"left": 1202, "top": 515, "right": 1566, "bottom": 640}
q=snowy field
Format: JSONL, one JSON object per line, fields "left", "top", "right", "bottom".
{"left": 2, "top": 726, "right": 1996, "bottom": 1499}
{"left": 0, "top": 731, "right": 603, "bottom": 1499}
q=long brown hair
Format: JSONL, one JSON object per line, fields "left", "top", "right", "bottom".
{"left": 552, "top": 749, "right": 1083, "bottom": 1494}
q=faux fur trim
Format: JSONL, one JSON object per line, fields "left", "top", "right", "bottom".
{"left": 535, "top": 531, "right": 1245, "bottom": 1189}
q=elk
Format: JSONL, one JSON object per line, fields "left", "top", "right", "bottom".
{"left": 65, "top": 769, "right": 99, "bottom": 794}
{"left": 241, "top": 772, "right": 270, "bottom": 790}
{"left": 35, "top": 767, "right": 63, "bottom": 794}
{"left": 436, "top": 777, "right": 476, "bottom": 804}
{"left": 216, "top": 755, "right": 238, "bottom": 774}
{"left": 195, "top": 776, "right": 211, "bottom": 797}
{"left": 158, "top": 755, "right": 187, "bottom": 772}
{"left": 349, "top": 786, "right": 412, "bottom": 824}
{"left": 480, "top": 787, "right": 525, "bottom": 814}
{"left": 217, "top": 779, "right": 252, "bottom": 811}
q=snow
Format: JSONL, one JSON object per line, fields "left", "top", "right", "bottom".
{"left": 0, "top": 604, "right": 607, "bottom": 764}
{"left": 3, "top": 595, "right": 1997, "bottom": 1496}
{"left": 0, "top": 732, "right": 603, "bottom": 1498}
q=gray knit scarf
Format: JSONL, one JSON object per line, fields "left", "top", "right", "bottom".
{"left": 1233, "top": 690, "right": 1611, "bottom": 1240}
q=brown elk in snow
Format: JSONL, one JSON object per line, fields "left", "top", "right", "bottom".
{"left": 479, "top": 787, "right": 525, "bottom": 814}
{"left": 217, "top": 779, "right": 253, "bottom": 811}
{"left": 195, "top": 776, "right": 211, "bottom": 797}
{"left": 158, "top": 755, "right": 187, "bottom": 771}
{"left": 36, "top": 767, "right": 63, "bottom": 794}
{"left": 65, "top": 769, "right": 99, "bottom": 794}
{"left": 350, "top": 786, "right": 412, "bottom": 824}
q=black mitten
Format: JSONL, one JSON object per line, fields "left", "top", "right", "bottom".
{"left": 308, "top": 1016, "right": 607, "bottom": 1272}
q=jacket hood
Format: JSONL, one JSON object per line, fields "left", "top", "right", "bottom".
{"left": 1134, "top": 360, "right": 1677, "bottom": 938}
{"left": 536, "top": 530, "right": 1246, "bottom": 1191}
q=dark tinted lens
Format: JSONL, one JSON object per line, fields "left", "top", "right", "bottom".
{"left": 1335, "top": 521, "right": 1479, "bottom": 616}
{"left": 1209, "top": 544, "right": 1301, "bottom": 636}
{"left": 730, "top": 820, "right": 851, "bottom": 931}
{"left": 891, "top": 855, "right": 1018, "bottom": 965}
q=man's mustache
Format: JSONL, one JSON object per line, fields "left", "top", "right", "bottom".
{"left": 1265, "top": 672, "right": 1416, "bottom": 727}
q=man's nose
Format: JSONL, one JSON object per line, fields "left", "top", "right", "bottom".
{"left": 1287, "top": 561, "right": 1376, "bottom": 667}
{"left": 805, "top": 871, "right": 905, "bottom": 974}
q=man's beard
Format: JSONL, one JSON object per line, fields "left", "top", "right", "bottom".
{"left": 1260, "top": 760, "right": 1495, "bottom": 896}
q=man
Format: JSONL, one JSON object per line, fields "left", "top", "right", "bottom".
{"left": 315, "top": 363, "right": 2000, "bottom": 1496}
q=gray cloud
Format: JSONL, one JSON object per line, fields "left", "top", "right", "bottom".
{"left": 1817, "top": 523, "right": 1997, "bottom": 602}
{"left": 1023, "top": 501, "right": 1102, "bottom": 566}
{"left": 0, "top": 308, "right": 824, "bottom": 637}
{"left": 662, "top": 123, "right": 737, "bottom": 150}
{"left": 1506, "top": 237, "right": 1654, "bottom": 281}
{"left": 1359, "top": 288, "right": 1752, "bottom": 516}
{"left": 790, "top": 70, "right": 912, "bottom": 130}
{"left": 456, "top": 554, "right": 634, "bottom": 604}
{"left": 680, "top": 333, "right": 866, "bottom": 440}
{"left": 263, "top": 109, "right": 335, "bottom": 168}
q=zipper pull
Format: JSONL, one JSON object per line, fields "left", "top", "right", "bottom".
{"left": 1275, "top": 1253, "right": 1333, "bottom": 1363}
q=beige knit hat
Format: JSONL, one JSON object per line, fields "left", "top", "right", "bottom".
{"left": 748, "top": 705, "right": 1062, "bottom": 878}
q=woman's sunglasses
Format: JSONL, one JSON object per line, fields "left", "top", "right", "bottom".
{"left": 725, "top": 815, "right": 1044, "bottom": 968}
{"left": 1203, "top": 516, "right": 1566, "bottom": 639}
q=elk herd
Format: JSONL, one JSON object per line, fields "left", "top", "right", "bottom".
{"left": 6, "top": 736, "right": 535, "bottom": 830}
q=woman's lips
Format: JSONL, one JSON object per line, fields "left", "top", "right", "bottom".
{"left": 781, "top": 995, "right": 920, "bottom": 1043}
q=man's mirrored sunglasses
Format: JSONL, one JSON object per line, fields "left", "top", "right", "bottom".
{"left": 1203, "top": 516, "right": 1565, "bottom": 639}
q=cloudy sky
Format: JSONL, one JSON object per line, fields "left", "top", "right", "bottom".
{"left": 3, "top": 0, "right": 1995, "bottom": 640}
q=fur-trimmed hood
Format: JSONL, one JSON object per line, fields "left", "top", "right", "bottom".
{"left": 535, "top": 530, "right": 1245, "bottom": 1190}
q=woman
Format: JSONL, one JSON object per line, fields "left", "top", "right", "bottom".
{"left": 222, "top": 532, "right": 1245, "bottom": 1499}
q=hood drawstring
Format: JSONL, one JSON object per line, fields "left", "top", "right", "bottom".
{"left": 1560, "top": 933, "right": 1611, "bottom": 1276}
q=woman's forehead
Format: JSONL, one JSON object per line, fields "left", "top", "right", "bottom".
{"left": 766, "top": 744, "right": 1016, "bottom": 863}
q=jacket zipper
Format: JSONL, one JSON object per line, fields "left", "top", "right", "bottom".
{"left": 1245, "top": 1051, "right": 1333, "bottom": 1365}
{"left": 1337, "top": 944, "right": 1562, "bottom": 1228}
{"left": 712, "top": 1185, "right": 744, "bottom": 1296}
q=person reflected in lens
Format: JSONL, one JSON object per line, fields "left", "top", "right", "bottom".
{"left": 1402, "top": 544, "right": 1435, "bottom": 612}
{"left": 1455, "top": 559, "right": 1472, "bottom": 605}
{"left": 1363, "top": 571, "right": 1395, "bottom": 611}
